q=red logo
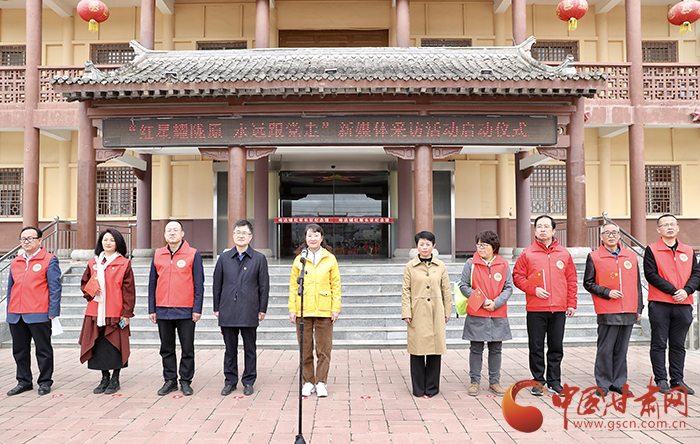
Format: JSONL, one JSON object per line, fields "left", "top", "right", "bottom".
{"left": 502, "top": 380, "right": 545, "bottom": 433}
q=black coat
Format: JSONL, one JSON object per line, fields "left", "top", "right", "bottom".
{"left": 213, "top": 247, "right": 270, "bottom": 327}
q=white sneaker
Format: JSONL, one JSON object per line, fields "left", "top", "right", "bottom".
{"left": 302, "top": 382, "right": 316, "bottom": 397}
{"left": 316, "top": 382, "right": 328, "bottom": 397}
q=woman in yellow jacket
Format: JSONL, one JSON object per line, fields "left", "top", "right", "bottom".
{"left": 289, "top": 223, "right": 341, "bottom": 398}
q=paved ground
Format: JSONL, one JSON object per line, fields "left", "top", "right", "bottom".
{"left": 0, "top": 344, "right": 698, "bottom": 443}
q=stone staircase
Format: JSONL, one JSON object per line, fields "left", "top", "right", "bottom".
{"left": 3, "top": 259, "right": 650, "bottom": 349}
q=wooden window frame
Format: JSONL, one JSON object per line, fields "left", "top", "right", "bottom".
{"left": 530, "top": 164, "right": 567, "bottom": 215}
{"left": 645, "top": 165, "right": 680, "bottom": 214}
{"left": 531, "top": 41, "right": 579, "bottom": 62}
{"left": 0, "top": 168, "right": 22, "bottom": 217}
{"left": 97, "top": 167, "right": 137, "bottom": 217}
{"left": 90, "top": 43, "right": 135, "bottom": 65}
{"left": 0, "top": 46, "right": 26, "bottom": 66}
{"left": 421, "top": 39, "right": 472, "bottom": 48}
{"left": 197, "top": 41, "right": 248, "bottom": 50}
{"left": 642, "top": 41, "right": 677, "bottom": 63}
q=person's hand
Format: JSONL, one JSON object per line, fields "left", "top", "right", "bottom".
{"left": 48, "top": 316, "right": 56, "bottom": 320}
{"left": 482, "top": 299, "right": 496, "bottom": 311}
{"left": 149, "top": 313, "right": 157, "bottom": 324}
{"left": 535, "top": 287, "right": 550, "bottom": 299}
{"left": 566, "top": 307, "right": 576, "bottom": 317}
{"left": 331, "top": 312, "right": 339, "bottom": 324}
{"left": 192, "top": 312, "right": 201, "bottom": 322}
{"left": 673, "top": 289, "right": 688, "bottom": 302}
{"left": 289, "top": 312, "right": 297, "bottom": 324}
{"left": 609, "top": 290, "right": 624, "bottom": 299}
{"left": 121, "top": 317, "right": 130, "bottom": 326}
{"left": 259, "top": 312, "right": 266, "bottom": 322}
{"left": 214, "top": 311, "right": 219, "bottom": 319}
{"left": 637, "top": 313, "right": 642, "bottom": 322}
{"left": 403, "top": 317, "right": 412, "bottom": 325}
{"left": 445, "top": 315, "right": 450, "bottom": 323}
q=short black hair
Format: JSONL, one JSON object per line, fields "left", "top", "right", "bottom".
{"left": 475, "top": 230, "right": 500, "bottom": 255}
{"left": 20, "top": 226, "right": 42, "bottom": 239}
{"left": 533, "top": 215, "right": 556, "bottom": 229}
{"left": 657, "top": 214, "right": 678, "bottom": 225}
{"left": 233, "top": 219, "right": 253, "bottom": 234}
{"left": 414, "top": 231, "right": 436, "bottom": 245}
{"left": 165, "top": 220, "right": 184, "bottom": 230}
{"left": 95, "top": 228, "right": 128, "bottom": 256}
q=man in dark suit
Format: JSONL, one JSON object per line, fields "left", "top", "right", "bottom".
{"left": 213, "top": 219, "right": 270, "bottom": 396}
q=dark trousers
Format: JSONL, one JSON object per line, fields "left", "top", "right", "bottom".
{"left": 649, "top": 301, "right": 693, "bottom": 384}
{"left": 410, "top": 354, "right": 441, "bottom": 397}
{"left": 9, "top": 318, "right": 53, "bottom": 387}
{"left": 222, "top": 326, "right": 258, "bottom": 386}
{"left": 595, "top": 324, "right": 633, "bottom": 389}
{"left": 526, "top": 311, "right": 566, "bottom": 386}
{"left": 157, "top": 318, "right": 196, "bottom": 383}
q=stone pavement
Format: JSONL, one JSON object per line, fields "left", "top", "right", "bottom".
{"left": 0, "top": 345, "right": 699, "bottom": 443}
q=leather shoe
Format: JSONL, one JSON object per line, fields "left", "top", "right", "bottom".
{"left": 181, "top": 381, "right": 194, "bottom": 396}
{"left": 38, "top": 384, "right": 51, "bottom": 396}
{"left": 671, "top": 381, "right": 695, "bottom": 395}
{"left": 157, "top": 379, "right": 178, "bottom": 396}
{"left": 610, "top": 386, "right": 633, "bottom": 396}
{"left": 221, "top": 385, "right": 236, "bottom": 396}
{"left": 243, "top": 384, "right": 254, "bottom": 396}
{"left": 7, "top": 384, "right": 33, "bottom": 396}
{"left": 657, "top": 380, "right": 671, "bottom": 394}
{"left": 594, "top": 387, "right": 608, "bottom": 397}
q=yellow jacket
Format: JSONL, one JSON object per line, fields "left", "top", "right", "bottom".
{"left": 289, "top": 248, "right": 342, "bottom": 317}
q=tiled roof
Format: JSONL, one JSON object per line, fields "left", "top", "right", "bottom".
{"left": 51, "top": 37, "right": 606, "bottom": 101}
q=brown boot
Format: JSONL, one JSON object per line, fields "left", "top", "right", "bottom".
{"left": 468, "top": 383, "right": 479, "bottom": 396}
{"left": 489, "top": 383, "right": 506, "bottom": 396}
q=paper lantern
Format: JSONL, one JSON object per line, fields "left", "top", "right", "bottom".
{"left": 556, "top": 0, "right": 589, "bottom": 31}
{"left": 668, "top": 0, "right": 700, "bottom": 34}
{"left": 77, "top": 0, "right": 110, "bottom": 33}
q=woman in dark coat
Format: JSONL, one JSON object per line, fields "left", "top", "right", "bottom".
{"left": 79, "top": 229, "right": 135, "bottom": 394}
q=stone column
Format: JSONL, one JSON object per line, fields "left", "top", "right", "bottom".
{"left": 626, "top": 0, "right": 646, "bottom": 242}
{"left": 73, "top": 101, "right": 96, "bottom": 260}
{"left": 567, "top": 97, "right": 587, "bottom": 248}
{"left": 494, "top": 13, "right": 509, "bottom": 247}
{"left": 59, "top": 17, "right": 74, "bottom": 222}
{"left": 414, "top": 144, "right": 433, "bottom": 234}
{"left": 512, "top": 0, "right": 530, "bottom": 249}
{"left": 256, "top": 0, "right": 270, "bottom": 48}
{"left": 158, "top": 12, "right": 174, "bottom": 234}
{"left": 23, "top": 0, "right": 41, "bottom": 227}
{"left": 229, "top": 146, "right": 247, "bottom": 248}
{"left": 396, "top": 0, "right": 410, "bottom": 48}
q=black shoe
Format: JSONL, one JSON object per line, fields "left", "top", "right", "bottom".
{"left": 181, "top": 381, "right": 194, "bottom": 396}
{"left": 104, "top": 377, "right": 120, "bottom": 395}
{"left": 94, "top": 376, "right": 110, "bottom": 394}
{"left": 7, "top": 384, "right": 33, "bottom": 396}
{"left": 157, "top": 379, "right": 178, "bottom": 396}
{"left": 610, "top": 386, "right": 633, "bottom": 396}
{"left": 594, "top": 387, "right": 608, "bottom": 397}
{"left": 548, "top": 383, "right": 564, "bottom": 394}
{"left": 243, "top": 384, "right": 254, "bottom": 396}
{"left": 657, "top": 380, "right": 670, "bottom": 394}
{"left": 38, "top": 384, "right": 51, "bottom": 396}
{"left": 531, "top": 384, "right": 544, "bottom": 396}
{"left": 221, "top": 385, "right": 236, "bottom": 396}
{"left": 671, "top": 381, "right": 695, "bottom": 395}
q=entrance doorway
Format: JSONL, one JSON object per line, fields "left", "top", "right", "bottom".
{"left": 278, "top": 171, "right": 390, "bottom": 258}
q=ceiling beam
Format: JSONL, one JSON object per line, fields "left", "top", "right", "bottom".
{"left": 43, "top": 0, "right": 73, "bottom": 18}
{"left": 598, "top": 126, "right": 628, "bottom": 138}
{"left": 494, "top": 0, "right": 511, "bottom": 14}
{"left": 596, "top": 0, "right": 623, "bottom": 15}
{"left": 157, "top": 0, "right": 175, "bottom": 15}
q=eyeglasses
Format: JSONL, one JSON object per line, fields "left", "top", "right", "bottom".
{"left": 535, "top": 225, "right": 552, "bottom": 229}
{"left": 658, "top": 223, "right": 678, "bottom": 228}
{"left": 601, "top": 231, "right": 620, "bottom": 237}
{"left": 233, "top": 230, "right": 251, "bottom": 236}
{"left": 19, "top": 236, "right": 38, "bottom": 243}
{"left": 476, "top": 243, "right": 490, "bottom": 249}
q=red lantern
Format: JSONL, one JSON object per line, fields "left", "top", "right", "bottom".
{"left": 668, "top": 0, "right": 700, "bottom": 34}
{"left": 77, "top": 0, "right": 110, "bottom": 33}
{"left": 556, "top": 0, "right": 589, "bottom": 31}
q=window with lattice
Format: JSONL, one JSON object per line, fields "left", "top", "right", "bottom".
{"left": 97, "top": 167, "right": 137, "bottom": 217}
{"left": 642, "top": 41, "right": 677, "bottom": 63}
{"left": 421, "top": 39, "right": 472, "bottom": 48}
{"left": 0, "top": 46, "right": 26, "bottom": 66}
{"left": 531, "top": 41, "right": 579, "bottom": 62}
{"left": 0, "top": 168, "right": 22, "bottom": 217}
{"left": 197, "top": 41, "right": 248, "bottom": 50}
{"left": 530, "top": 165, "right": 567, "bottom": 214}
{"left": 645, "top": 165, "right": 680, "bottom": 214}
{"left": 90, "top": 43, "right": 135, "bottom": 65}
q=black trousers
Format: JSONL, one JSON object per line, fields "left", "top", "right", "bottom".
{"left": 410, "top": 354, "right": 441, "bottom": 397}
{"left": 222, "top": 326, "right": 258, "bottom": 386}
{"left": 595, "top": 323, "right": 633, "bottom": 389}
{"left": 649, "top": 301, "right": 693, "bottom": 384}
{"left": 9, "top": 318, "right": 53, "bottom": 387}
{"left": 526, "top": 311, "right": 566, "bottom": 386}
{"left": 157, "top": 318, "right": 196, "bottom": 383}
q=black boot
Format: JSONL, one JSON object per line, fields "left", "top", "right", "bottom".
{"left": 104, "top": 373, "right": 120, "bottom": 395}
{"left": 94, "top": 371, "right": 110, "bottom": 394}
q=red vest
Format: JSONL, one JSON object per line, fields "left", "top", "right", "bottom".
{"left": 517, "top": 238, "right": 573, "bottom": 312}
{"left": 153, "top": 240, "right": 196, "bottom": 308}
{"left": 470, "top": 254, "right": 508, "bottom": 318}
{"left": 84, "top": 256, "right": 130, "bottom": 318}
{"left": 8, "top": 248, "right": 54, "bottom": 314}
{"left": 589, "top": 245, "right": 639, "bottom": 314}
{"left": 647, "top": 238, "right": 695, "bottom": 305}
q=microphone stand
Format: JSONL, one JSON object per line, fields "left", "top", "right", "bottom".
{"left": 295, "top": 252, "right": 308, "bottom": 444}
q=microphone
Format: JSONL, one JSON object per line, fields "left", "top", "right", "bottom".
{"left": 299, "top": 248, "right": 309, "bottom": 264}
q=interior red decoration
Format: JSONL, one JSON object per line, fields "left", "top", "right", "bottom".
{"left": 668, "top": 0, "right": 700, "bottom": 34}
{"left": 556, "top": 0, "right": 589, "bottom": 31}
{"left": 77, "top": 0, "right": 110, "bottom": 33}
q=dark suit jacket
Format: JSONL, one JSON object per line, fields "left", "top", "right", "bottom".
{"left": 213, "top": 247, "right": 270, "bottom": 327}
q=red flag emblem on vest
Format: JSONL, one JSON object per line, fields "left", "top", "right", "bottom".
{"left": 598, "top": 269, "right": 621, "bottom": 290}
{"left": 523, "top": 269, "right": 545, "bottom": 288}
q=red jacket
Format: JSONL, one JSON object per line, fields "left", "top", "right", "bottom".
{"left": 647, "top": 238, "right": 695, "bottom": 305}
{"left": 513, "top": 237, "right": 578, "bottom": 312}
{"left": 83, "top": 256, "right": 133, "bottom": 318}
{"left": 153, "top": 240, "right": 196, "bottom": 308}
{"left": 8, "top": 248, "right": 54, "bottom": 314}
{"left": 589, "top": 245, "right": 639, "bottom": 314}
{"left": 470, "top": 254, "right": 509, "bottom": 318}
